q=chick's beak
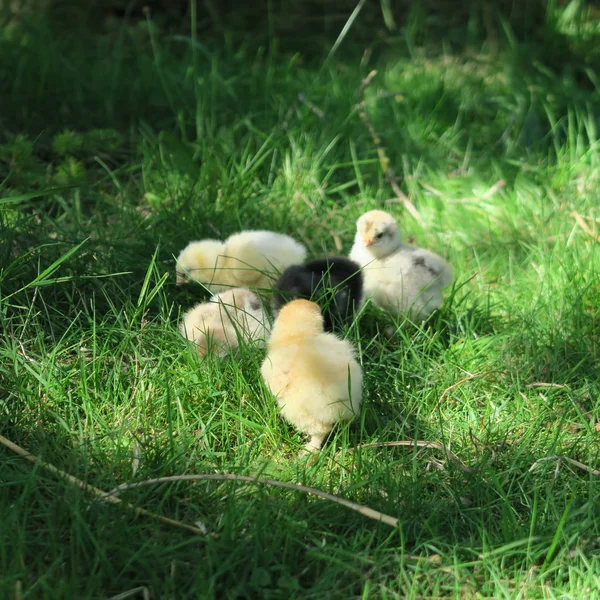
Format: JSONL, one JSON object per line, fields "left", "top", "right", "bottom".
{"left": 176, "top": 274, "right": 186, "bottom": 285}
{"left": 363, "top": 237, "right": 374, "bottom": 247}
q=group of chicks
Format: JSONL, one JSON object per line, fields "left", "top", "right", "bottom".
{"left": 176, "top": 210, "right": 453, "bottom": 453}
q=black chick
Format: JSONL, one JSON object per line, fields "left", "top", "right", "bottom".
{"left": 273, "top": 257, "right": 364, "bottom": 332}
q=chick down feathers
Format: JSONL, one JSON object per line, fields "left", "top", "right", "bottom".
{"left": 176, "top": 231, "right": 307, "bottom": 293}
{"left": 349, "top": 210, "right": 452, "bottom": 320}
{"left": 272, "top": 257, "right": 364, "bottom": 332}
{"left": 261, "top": 299, "right": 363, "bottom": 452}
{"left": 180, "top": 288, "right": 270, "bottom": 357}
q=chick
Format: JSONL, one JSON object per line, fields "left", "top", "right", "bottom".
{"left": 349, "top": 210, "right": 453, "bottom": 320}
{"left": 261, "top": 299, "right": 363, "bottom": 452}
{"left": 175, "top": 231, "right": 307, "bottom": 293}
{"left": 175, "top": 239, "right": 224, "bottom": 286}
{"left": 179, "top": 288, "right": 270, "bottom": 357}
{"left": 272, "top": 257, "right": 364, "bottom": 332}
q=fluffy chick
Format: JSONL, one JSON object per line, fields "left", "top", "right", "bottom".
{"left": 261, "top": 299, "right": 363, "bottom": 452}
{"left": 272, "top": 257, "right": 364, "bottom": 332}
{"left": 175, "top": 239, "right": 224, "bottom": 286}
{"left": 180, "top": 288, "right": 270, "bottom": 357}
{"left": 176, "top": 231, "right": 307, "bottom": 293}
{"left": 349, "top": 210, "right": 453, "bottom": 320}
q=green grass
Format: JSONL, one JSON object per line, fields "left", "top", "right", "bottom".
{"left": 2, "top": 2, "right": 600, "bottom": 598}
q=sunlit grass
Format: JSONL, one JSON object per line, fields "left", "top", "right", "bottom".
{"left": 1, "top": 3, "right": 600, "bottom": 598}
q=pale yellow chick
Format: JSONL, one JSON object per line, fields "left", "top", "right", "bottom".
{"left": 349, "top": 210, "right": 453, "bottom": 320}
{"left": 261, "top": 299, "right": 363, "bottom": 452}
{"left": 175, "top": 239, "right": 224, "bottom": 286}
{"left": 179, "top": 288, "right": 270, "bottom": 357}
{"left": 176, "top": 231, "right": 307, "bottom": 293}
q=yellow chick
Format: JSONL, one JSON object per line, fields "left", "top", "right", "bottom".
{"left": 349, "top": 210, "right": 453, "bottom": 320}
{"left": 175, "top": 239, "right": 224, "bottom": 286}
{"left": 261, "top": 299, "right": 363, "bottom": 452}
{"left": 179, "top": 288, "right": 270, "bottom": 357}
{"left": 175, "top": 231, "right": 307, "bottom": 293}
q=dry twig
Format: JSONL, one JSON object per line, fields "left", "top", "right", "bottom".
{"left": 308, "top": 221, "right": 343, "bottom": 252}
{"left": 298, "top": 92, "right": 326, "bottom": 119}
{"left": 435, "top": 372, "right": 481, "bottom": 411}
{"left": 356, "top": 440, "right": 473, "bottom": 474}
{"left": 0, "top": 434, "right": 205, "bottom": 535}
{"left": 525, "top": 383, "right": 568, "bottom": 389}
{"left": 529, "top": 455, "right": 600, "bottom": 476}
{"left": 570, "top": 211, "right": 600, "bottom": 243}
{"left": 481, "top": 179, "right": 506, "bottom": 199}
{"left": 357, "top": 70, "right": 421, "bottom": 224}
{"left": 102, "top": 474, "right": 399, "bottom": 528}
{"left": 108, "top": 587, "right": 151, "bottom": 600}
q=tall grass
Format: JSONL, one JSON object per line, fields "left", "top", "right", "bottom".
{"left": 1, "top": 1, "right": 600, "bottom": 598}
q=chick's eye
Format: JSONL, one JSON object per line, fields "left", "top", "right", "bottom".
{"left": 375, "top": 232, "right": 384, "bottom": 240}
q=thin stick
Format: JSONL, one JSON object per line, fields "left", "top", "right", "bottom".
{"left": 309, "top": 221, "right": 343, "bottom": 252}
{"left": 525, "top": 383, "right": 568, "bottom": 389}
{"left": 356, "top": 440, "right": 473, "bottom": 474}
{"left": 481, "top": 179, "right": 506, "bottom": 199}
{"left": 577, "top": 214, "right": 600, "bottom": 223}
{"left": 103, "top": 474, "right": 399, "bottom": 528}
{"left": 571, "top": 211, "right": 600, "bottom": 243}
{"left": 435, "top": 373, "right": 480, "bottom": 411}
{"left": 357, "top": 70, "right": 422, "bottom": 224}
{"left": 0, "top": 434, "right": 205, "bottom": 536}
{"left": 419, "top": 183, "right": 444, "bottom": 198}
{"left": 16, "top": 339, "right": 38, "bottom": 364}
{"left": 297, "top": 92, "right": 326, "bottom": 119}
{"left": 529, "top": 455, "right": 600, "bottom": 476}
{"left": 108, "top": 587, "right": 151, "bottom": 600}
